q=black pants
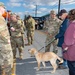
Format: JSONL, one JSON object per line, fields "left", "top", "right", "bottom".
{"left": 67, "top": 60, "right": 75, "bottom": 75}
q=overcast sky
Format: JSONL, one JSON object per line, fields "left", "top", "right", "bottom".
{"left": 1, "top": 0, "right": 75, "bottom": 19}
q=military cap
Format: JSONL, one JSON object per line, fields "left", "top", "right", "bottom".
{"left": 10, "top": 13, "right": 16, "bottom": 15}
{"left": 10, "top": 13, "right": 17, "bottom": 18}
{"left": 0, "top": 2, "right": 5, "bottom": 8}
{"left": 50, "top": 10, "right": 56, "bottom": 14}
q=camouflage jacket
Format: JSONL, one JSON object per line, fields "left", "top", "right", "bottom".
{"left": 45, "top": 17, "right": 62, "bottom": 37}
{"left": 26, "top": 17, "right": 35, "bottom": 31}
{"left": 0, "top": 15, "right": 10, "bottom": 44}
{"left": 10, "top": 20, "right": 24, "bottom": 37}
{"left": 0, "top": 15, "right": 13, "bottom": 67}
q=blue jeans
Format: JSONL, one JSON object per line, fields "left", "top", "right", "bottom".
{"left": 63, "top": 59, "right": 68, "bottom": 67}
{"left": 67, "top": 60, "right": 75, "bottom": 75}
{"left": 61, "top": 48, "right": 68, "bottom": 67}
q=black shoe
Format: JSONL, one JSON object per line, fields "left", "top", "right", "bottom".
{"left": 58, "top": 65, "right": 67, "bottom": 69}
{"left": 25, "top": 43, "right": 31, "bottom": 46}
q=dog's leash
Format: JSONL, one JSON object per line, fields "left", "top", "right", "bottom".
{"left": 38, "top": 38, "right": 56, "bottom": 52}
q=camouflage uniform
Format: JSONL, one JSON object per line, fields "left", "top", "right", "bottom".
{"left": 26, "top": 16, "right": 35, "bottom": 45}
{"left": 20, "top": 19, "right": 26, "bottom": 32}
{"left": 45, "top": 10, "right": 62, "bottom": 53}
{"left": 0, "top": 2, "right": 13, "bottom": 75}
{"left": 16, "top": 15, "right": 26, "bottom": 47}
{"left": 20, "top": 19, "right": 26, "bottom": 47}
{"left": 10, "top": 17, "right": 24, "bottom": 59}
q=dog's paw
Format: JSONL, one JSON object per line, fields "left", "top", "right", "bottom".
{"left": 36, "top": 68, "right": 40, "bottom": 71}
{"left": 50, "top": 71, "right": 55, "bottom": 73}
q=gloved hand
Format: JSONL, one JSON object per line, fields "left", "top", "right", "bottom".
{"left": 55, "top": 35, "right": 58, "bottom": 40}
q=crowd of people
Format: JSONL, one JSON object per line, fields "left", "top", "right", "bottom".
{"left": 44, "top": 9, "right": 75, "bottom": 75}
{"left": 0, "top": 2, "right": 35, "bottom": 75}
{"left": 0, "top": 1, "right": 75, "bottom": 75}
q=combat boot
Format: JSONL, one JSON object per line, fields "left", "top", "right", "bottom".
{"left": 31, "top": 41, "right": 33, "bottom": 44}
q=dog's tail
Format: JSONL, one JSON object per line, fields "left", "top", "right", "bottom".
{"left": 56, "top": 56, "right": 63, "bottom": 64}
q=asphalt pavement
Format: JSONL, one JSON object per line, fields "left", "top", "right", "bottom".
{"left": 16, "top": 30, "right": 69, "bottom": 75}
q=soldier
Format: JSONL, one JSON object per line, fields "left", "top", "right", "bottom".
{"left": 44, "top": 10, "right": 62, "bottom": 53}
{"left": 7, "top": 10, "right": 12, "bottom": 36}
{"left": 26, "top": 15, "right": 35, "bottom": 45}
{"left": 16, "top": 15, "right": 26, "bottom": 47}
{"left": 10, "top": 13, "right": 24, "bottom": 59}
{"left": 0, "top": 2, "right": 14, "bottom": 75}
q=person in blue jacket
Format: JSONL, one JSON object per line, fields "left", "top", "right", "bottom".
{"left": 55, "top": 9, "right": 69, "bottom": 68}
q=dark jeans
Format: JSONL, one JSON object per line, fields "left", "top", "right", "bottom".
{"left": 67, "top": 60, "right": 75, "bottom": 75}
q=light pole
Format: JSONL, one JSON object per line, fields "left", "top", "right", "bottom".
{"left": 58, "top": 0, "right": 61, "bottom": 18}
{"left": 35, "top": 5, "right": 37, "bottom": 17}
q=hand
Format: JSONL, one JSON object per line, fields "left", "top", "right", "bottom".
{"left": 64, "top": 47, "right": 68, "bottom": 50}
{"left": 63, "top": 47, "right": 68, "bottom": 53}
{"left": 54, "top": 37, "right": 57, "bottom": 40}
{"left": 10, "top": 27, "right": 15, "bottom": 31}
{"left": 8, "top": 39, "right": 11, "bottom": 44}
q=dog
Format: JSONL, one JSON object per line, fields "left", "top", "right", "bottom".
{"left": 28, "top": 48, "right": 63, "bottom": 73}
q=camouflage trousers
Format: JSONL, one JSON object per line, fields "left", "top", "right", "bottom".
{"left": 0, "top": 65, "right": 12, "bottom": 75}
{"left": 0, "top": 63, "right": 16, "bottom": 75}
{"left": 27, "top": 31, "right": 34, "bottom": 45}
{"left": 45, "top": 36, "right": 58, "bottom": 54}
{"left": 0, "top": 44, "right": 13, "bottom": 75}
{"left": 11, "top": 37, "right": 24, "bottom": 59}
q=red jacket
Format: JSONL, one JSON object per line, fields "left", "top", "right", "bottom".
{"left": 62, "top": 21, "right": 75, "bottom": 61}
